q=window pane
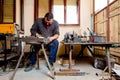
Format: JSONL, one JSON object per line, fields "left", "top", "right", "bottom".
{"left": 109, "top": 0, "right": 115, "bottom": 3}
{"left": 3, "top": 0, "right": 14, "bottom": 23}
{"left": 53, "top": 0, "right": 64, "bottom": 24}
{"left": 66, "top": 0, "right": 78, "bottom": 24}
{"left": 95, "top": 0, "right": 107, "bottom": 12}
{"left": 38, "top": 0, "right": 49, "bottom": 18}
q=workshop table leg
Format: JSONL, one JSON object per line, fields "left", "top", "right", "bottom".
{"left": 55, "top": 45, "right": 80, "bottom": 76}
{"left": 105, "top": 46, "right": 111, "bottom": 76}
{"left": 69, "top": 49, "right": 72, "bottom": 70}
{"left": 36, "top": 51, "right": 39, "bottom": 69}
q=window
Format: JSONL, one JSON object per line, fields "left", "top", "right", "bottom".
{"left": 94, "top": 0, "right": 116, "bottom": 13}
{"left": 95, "top": 0, "right": 107, "bottom": 12}
{"left": 109, "top": 0, "right": 115, "bottom": 3}
{"left": 53, "top": 0, "right": 64, "bottom": 24}
{"left": 53, "top": 0, "right": 80, "bottom": 25}
{"left": 35, "top": 0, "right": 80, "bottom": 26}
{"left": 0, "top": 0, "right": 15, "bottom": 23}
{"left": 66, "top": 0, "right": 79, "bottom": 24}
{"left": 38, "top": 0, "right": 49, "bottom": 18}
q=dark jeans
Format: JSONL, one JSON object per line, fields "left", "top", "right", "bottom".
{"left": 28, "top": 39, "right": 59, "bottom": 65}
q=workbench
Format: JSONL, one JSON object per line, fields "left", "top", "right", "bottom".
{"left": 10, "top": 36, "right": 54, "bottom": 80}
{"left": 55, "top": 41, "right": 120, "bottom": 77}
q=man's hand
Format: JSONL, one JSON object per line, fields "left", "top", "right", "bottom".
{"left": 47, "top": 34, "right": 59, "bottom": 43}
{"left": 47, "top": 37, "right": 54, "bottom": 43}
{"left": 36, "top": 33, "right": 42, "bottom": 38}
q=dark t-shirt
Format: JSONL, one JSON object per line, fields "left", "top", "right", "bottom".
{"left": 30, "top": 18, "right": 60, "bottom": 38}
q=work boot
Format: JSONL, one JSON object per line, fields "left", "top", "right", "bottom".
{"left": 24, "top": 64, "right": 33, "bottom": 72}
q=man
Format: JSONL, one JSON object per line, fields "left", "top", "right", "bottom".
{"left": 24, "top": 12, "right": 60, "bottom": 72}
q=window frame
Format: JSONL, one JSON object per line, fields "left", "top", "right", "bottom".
{"left": 34, "top": 0, "right": 80, "bottom": 26}
{"left": 0, "top": 0, "right": 16, "bottom": 24}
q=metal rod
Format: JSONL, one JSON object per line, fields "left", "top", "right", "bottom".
{"left": 10, "top": 42, "right": 25, "bottom": 80}
{"left": 41, "top": 44, "right": 55, "bottom": 79}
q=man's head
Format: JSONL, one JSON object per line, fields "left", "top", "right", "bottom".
{"left": 44, "top": 12, "right": 53, "bottom": 26}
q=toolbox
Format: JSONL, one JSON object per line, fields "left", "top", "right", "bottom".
{"left": 0, "top": 24, "right": 15, "bottom": 34}
{"left": 90, "top": 36, "right": 106, "bottom": 42}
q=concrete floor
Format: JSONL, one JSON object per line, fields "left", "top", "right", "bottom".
{"left": 0, "top": 57, "right": 110, "bottom": 80}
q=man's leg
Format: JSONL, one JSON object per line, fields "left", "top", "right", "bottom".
{"left": 49, "top": 40, "right": 59, "bottom": 64}
{"left": 24, "top": 45, "right": 41, "bottom": 72}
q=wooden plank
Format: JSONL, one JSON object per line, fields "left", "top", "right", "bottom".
{"left": 55, "top": 71, "right": 88, "bottom": 76}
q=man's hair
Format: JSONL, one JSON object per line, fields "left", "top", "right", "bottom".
{"left": 44, "top": 12, "right": 53, "bottom": 20}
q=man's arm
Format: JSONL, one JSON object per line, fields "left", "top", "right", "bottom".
{"left": 47, "top": 20, "right": 60, "bottom": 42}
{"left": 30, "top": 25, "right": 37, "bottom": 36}
{"left": 30, "top": 19, "right": 39, "bottom": 36}
{"left": 48, "top": 34, "right": 59, "bottom": 42}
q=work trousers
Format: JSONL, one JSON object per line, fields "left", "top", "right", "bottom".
{"left": 28, "top": 39, "right": 59, "bottom": 65}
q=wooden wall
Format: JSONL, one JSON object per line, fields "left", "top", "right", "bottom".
{"left": 95, "top": 0, "right": 120, "bottom": 42}
{"left": 94, "top": 0, "right": 120, "bottom": 62}
{"left": 109, "top": 0, "right": 120, "bottom": 42}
